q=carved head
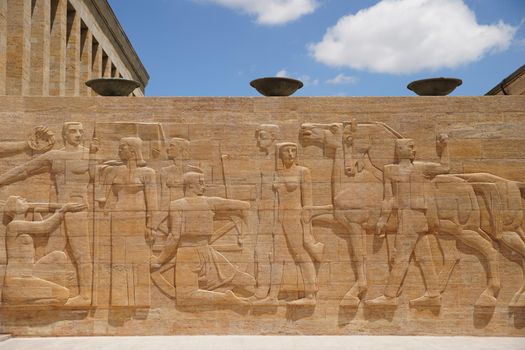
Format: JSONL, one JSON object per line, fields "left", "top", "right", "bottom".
{"left": 342, "top": 120, "right": 372, "bottom": 176}
{"left": 3, "top": 196, "right": 29, "bottom": 225}
{"left": 62, "top": 122, "right": 84, "bottom": 147}
{"left": 119, "top": 137, "right": 146, "bottom": 166}
{"left": 183, "top": 166, "right": 205, "bottom": 196}
{"left": 277, "top": 142, "right": 298, "bottom": 169}
{"left": 395, "top": 138, "right": 416, "bottom": 162}
{"left": 255, "top": 124, "right": 280, "bottom": 154}
{"left": 167, "top": 137, "right": 190, "bottom": 161}
{"left": 300, "top": 123, "right": 342, "bottom": 151}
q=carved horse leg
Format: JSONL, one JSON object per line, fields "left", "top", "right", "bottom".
{"left": 334, "top": 209, "right": 367, "bottom": 307}
{"left": 500, "top": 228, "right": 525, "bottom": 306}
{"left": 439, "top": 220, "right": 500, "bottom": 307}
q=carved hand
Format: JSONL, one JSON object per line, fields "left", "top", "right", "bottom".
{"left": 61, "top": 203, "right": 88, "bottom": 213}
{"left": 376, "top": 218, "right": 387, "bottom": 237}
{"left": 301, "top": 207, "right": 312, "bottom": 224}
{"left": 90, "top": 137, "right": 100, "bottom": 154}
{"left": 436, "top": 133, "right": 449, "bottom": 148}
{"left": 145, "top": 227, "right": 155, "bottom": 246}
{"left": 150, "top": 255, "right": 162, "bottom": 271}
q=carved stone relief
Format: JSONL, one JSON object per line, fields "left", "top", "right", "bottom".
{"left": 0, "top": 97, "right": 524, "bottom": 336}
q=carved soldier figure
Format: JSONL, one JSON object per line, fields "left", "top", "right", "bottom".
{"left": 156, "top": 137, "right": 191, "bottom": 234}
{"left": 368, "top": 136, "right": 449, "bottom": 307}
{"left": 151, "top": 167, "right": 255, "bottom": 306}
{"left": 253, "top": 124, "right": 280, "bottom": 299}
{"left": 0, "top": 122, "right": 97, "bottom": 306}
{"left": 2, "top": 196, "right": 86, "bottom": 305}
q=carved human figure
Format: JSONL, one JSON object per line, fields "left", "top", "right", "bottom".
{"left": 256, "top": 143, "right": 323, "bottom": 306}
{"left": 253, "top": 124, "right": 280, "bottom": 299}
{"left": 2, "top": 196, "right": 86, "bottom": 305}
{"left": 157, "top": 137, "right": 191, "bottom": 234}
{"left": 0, "top": 122, "right": 97, "bottom": 306}
{"left": 255, "top": 124, "right": 280, "bottom": 156}
{"left": 367, "top": 137, "right": 450, "bottom": 306}
{"left": 98, "top": 137, "right": 157, "bottom": 308}
{"left": 151, "top": 167, "right": 255, "bottom": 306}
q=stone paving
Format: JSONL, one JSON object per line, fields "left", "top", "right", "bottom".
{"left": 0, "top": 336, "right": 523, "bottom": 350}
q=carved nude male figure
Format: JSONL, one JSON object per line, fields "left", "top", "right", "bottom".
{"left": 368, "top": 136, "right": 449, "bottom": 307}
{"left": 2, "top": 196, "right": 86, "bottom": 305}
{"left": 151, "top": 167, "right": 255, "bottom": 306}
{"left": 0, "top": 122, "right": 97, "bottom": 306}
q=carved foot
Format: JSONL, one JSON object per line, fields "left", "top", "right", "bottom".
{"left": 224, "top": 290, "right": 249, "bottom": 306}
{"left": 475, "top": 292, "right": 497, "bottom": 307}
{"left": 252, "top": 296, "right": 280, "bottom": 306}
{"left": 409, "top": 294, "right": 441, "bottom": 307}
{"left": 339, "top": 293, "right": 360, "bottom": 307}
{"left": 340, "top": 284, "right": 367, "bottom": 307}
{"left": 65, "top": 295, "right": 91, "bottom": 307}
{"left": 365, "top": 295, "right": 398, "bottom": 307}
{"left": 509, "top": 292, "right": 525, "bottom": 308}
{"left": 287, "top": 297, "right": 316, "bottom": 307}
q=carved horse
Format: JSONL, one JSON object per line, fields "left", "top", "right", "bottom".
{"left": 300, "top": 121, "right": 503, "bottom": 307}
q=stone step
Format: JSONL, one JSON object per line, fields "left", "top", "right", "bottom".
{"left": 0, "top": 334, "right": 11, "bottom": 342}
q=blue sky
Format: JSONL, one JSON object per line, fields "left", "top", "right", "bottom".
{"left": 108, "top": 0, "right": 525, "bottom": 97}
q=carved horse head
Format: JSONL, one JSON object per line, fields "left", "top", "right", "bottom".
{"left": 343, "top": 121, "right": 404, "bottom": 176}
{"left": 299, "top": 123, "right": 343, "bottom": 155}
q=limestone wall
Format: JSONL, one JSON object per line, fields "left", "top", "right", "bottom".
{"left": 0, "top": 96, "right": 524, "bottom": 336}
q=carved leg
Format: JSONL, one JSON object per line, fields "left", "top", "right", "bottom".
{"left": 64, "top": 211, "right": 93, "bottom": 306}
{"left": 441, "top": 220, "right": 500, "bottom": 307}
{"left": 334, "top": 210, "right": 367, "bottom": 307}
{"left": 500, "top": 230, "right": 525, "bottom": 306}
{"left": 411, "top": 235, "right": 442, "bottom": 307}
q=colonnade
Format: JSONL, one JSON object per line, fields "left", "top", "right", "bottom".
{"left": 0, "top": 0, "right": 145, "bottom": 96}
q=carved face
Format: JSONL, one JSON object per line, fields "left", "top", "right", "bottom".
{"left": 64, "top": 123, "right": 84, "bottom": 146}
{"left": 396, "top": 139, "right": 416, "bottom": 162}
{"left": 187, "top": 174, "right": 205, "bottom": 196}
{"left": 167, "top": 139, "right": 187, "bottom": 160}
{"left": 256, "top": 130, "right": 274, "bottom": 151}
{"left": 5, "top": 196, "right": 29, "bottom": 217}
{"left": 118, "top": 141, "right": 133, "bottom": 161}
{"left": 279, "top": 145, "right": 297, "bottom": 167}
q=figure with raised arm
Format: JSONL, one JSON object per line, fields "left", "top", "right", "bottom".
{"left": 2, "top": 196, "right": 86, "bottom": 305}
{"left": 0, "top": 122, "right": 97, "bottom": 306}
{"left": 151, "top": 167, "right": 255, "bottom": 306}
{"left": 367, "top": 135, "right": 449, "bottom": 307}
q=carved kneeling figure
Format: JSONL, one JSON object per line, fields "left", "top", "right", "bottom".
{"left": 1, "top": 196, "right": 86, "bottom": 305}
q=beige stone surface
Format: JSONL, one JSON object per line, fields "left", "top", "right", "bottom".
{"left": 0, "top": 96, "right": 524, "bottom": 337}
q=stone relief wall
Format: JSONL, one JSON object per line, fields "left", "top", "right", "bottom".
{"left": 0, "top": 96, "right": 524, "bottom": 336}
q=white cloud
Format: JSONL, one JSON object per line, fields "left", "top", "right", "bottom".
{"left": 276, "top": 69, "right": 290, "bottom": 77}
{"left": 309, "top": 0, "right": 516, "bottom": 74}
{"left": 200, "top": 0, "right": 319, "bottom": 25}
{"left": 326, "top": 73, "right": 358, "bottom": 85}
{"left": 300, "top": 75, "right": 319, "bottom": 86}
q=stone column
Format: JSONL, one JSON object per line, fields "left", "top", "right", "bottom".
{"left": 65, "top": 6, "right": 80, "bottom": 96}
{"left": 49, "top": 0, "right": 67, "bottom": 96}
{"left": 90, "top": 40, "right": 102, "bottom": 96}
{"left": 30, "top": 0, "right": 51, "bottom": 96}
{"left": 6, "top": 0, "right": 32, "bottom": 95}
{"left": 102, "top": 55, "right": 112, "bottom": 78}
{"left": 80, "top": 26, "right": 92, "bottom": 96}
{"left": 0, "top": 0, "right": 6, "bottom": 95}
